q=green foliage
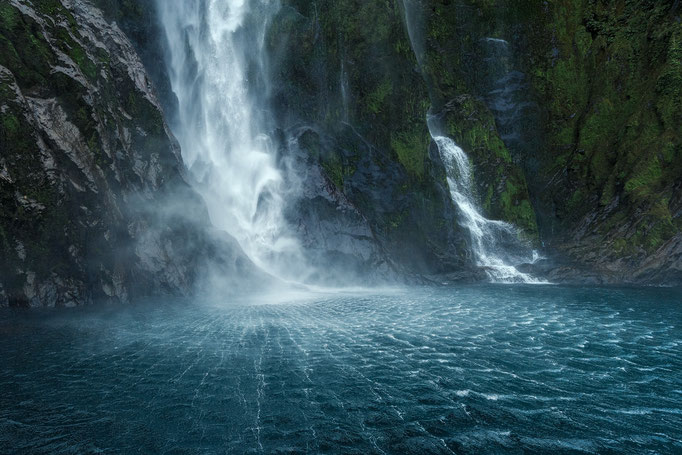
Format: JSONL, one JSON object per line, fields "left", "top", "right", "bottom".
{"left": 390, "top": 127, "right": 429, "bottom": 178}
{"left": 0, "top": 3, "right": 19, "bottom": 30}
{"left": 1, "top": 113, "right": 19, "bottom": 135}
{"left": 624, "top": 157, "right": 663, "bottom": 201}
{"left": 321, "top": 154, "right": 356, "bottom": 189}
{"left": 656, "top": 28, "right": 682, "bottom": 130}
{"left": 498, "top": 180, "right": 538, "bottom": 238}
{"left": 438, "top": 95, "right": 538, "bottom": 237}
{"left": 63, "top": 36, "right": 98, "bottom": 80}
{"left": 365, "top": 78, "right": 392, "bottom": 114}
{"left": 515, "top": 0, "right": 682, "bottom": 257}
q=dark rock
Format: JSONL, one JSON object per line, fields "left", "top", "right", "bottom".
{"left": 0, "top": 0, "right": 268, "bottom": 307}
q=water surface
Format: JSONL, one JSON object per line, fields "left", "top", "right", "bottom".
{"left": 1, "top": 285, "right": 681, "bottom": 454}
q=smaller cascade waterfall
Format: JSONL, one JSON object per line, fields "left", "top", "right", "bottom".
{"left": 399, "top": 1, "right": 543, "bottom": 283}
{"left": 158, "top": 0, "right": 309, "bottom": 282}
{"left": 433, "top": 136, "right": 542, "bottom": 283}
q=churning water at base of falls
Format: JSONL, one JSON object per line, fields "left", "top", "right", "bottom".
{"left": 2, "top": 285, "right": 681, "bottom": 454}
{"left": 434, "top": 136, "right": 543, "bottom": 284}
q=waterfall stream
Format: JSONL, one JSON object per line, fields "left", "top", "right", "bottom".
{"left": 158, "top": 0, "right": 307, "bottom": 282}
{"left": 156, "top": 0, "right": 542, "bottom": 284}
{"left": 433, "top": 136, "right": 543, "bottom": 283}
{"left": 400, "top": 0, "right": 543, "bottom": 283}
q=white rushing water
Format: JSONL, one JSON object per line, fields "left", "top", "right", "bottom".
{"left": 433, "top": 136, "right": 542, "bottom": 283}
{"left": 157, "top": 0, "right": 541, "bottom": 284}
{"left": 400, "top": 0, "right": 542, "bottom": 283}
{"left": 158, "top": 0, "right": 307, "bottom": 281}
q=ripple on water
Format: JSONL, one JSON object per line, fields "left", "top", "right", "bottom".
{"left": 0, "top": 285, "right": 681, "bottom": 454}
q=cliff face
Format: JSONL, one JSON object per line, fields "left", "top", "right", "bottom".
{"left": 425, "top": 0, "right": 681, "bottom": 284}
{"left": 269, "top": 0, "right": 681, "bottom": 284}
{"left": 1, "top": 0, "right": 679, "bottom": 304}
{"left": 518, "top": 0, "right": 682, "bottom": 284}
{"left": 0, "top": 0, "right": 263, "bottom": 307}
{"left": 267, "top": 0, "right": 541, "bottom": 280}
{"left": 269, "top": 0, "right": 475, "bottom": 279}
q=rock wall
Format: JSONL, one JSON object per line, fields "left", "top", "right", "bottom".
{"left": 1, "top": 0, "right": 679, "bottom": 301}
{"left": 0, "top": 0, "right": 265, "bottom": 307}
{"left": 519, "top": 0, "right": 682, "bottom": 284}
{"left": 426, "top": 0, "right": 681, "bottom": 284}
{"left": 269, "top": 0, "right": 478, "bottom": 279}
{"left": 270, "top": 0, "right": 681, "bottom": 285}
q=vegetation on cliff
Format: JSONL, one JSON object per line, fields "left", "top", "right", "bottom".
{"left": 2, "top": 0, "right": 680, "bottom": 299}
{"left": 518, "top": 0, "right": 681, "bottom": 278}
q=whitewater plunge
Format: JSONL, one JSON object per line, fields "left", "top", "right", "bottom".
{"left": 158, "top": 0, "right": 541, "bottom": 285}
{"left": 158, "top": 0, "right": 307, "bottom": 282}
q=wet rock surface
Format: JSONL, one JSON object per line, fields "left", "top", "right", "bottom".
{"left": 0, "top": 0, "right": 265, "bottom": 307}
{"left": 1, "top": 0, "right": 680, "bottom": 304}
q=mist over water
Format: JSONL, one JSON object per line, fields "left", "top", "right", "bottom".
{"left": 158, "top": 0, "right": 309, "bottom": 283}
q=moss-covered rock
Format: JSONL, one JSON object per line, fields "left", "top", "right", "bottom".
{"left": 437, "top": 95, "right": 538, "bottom": 238}
{"left": 511, "top": 0, "right": 682, "bottom": 281}
{"left": 415, "top": 0, "right": 541, "bottom": 238}
{"left": 268, "top": 0, "right": 472, "bottom": 275}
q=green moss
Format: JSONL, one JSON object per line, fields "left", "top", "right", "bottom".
{"left": 516, "top": 0, "right": 682, "bottom": 258}
{"left": 624, "top": 157, "right": 662, "bottom": 201}
{"left": 580, "top": 97, "right": 616, "bottom": 152}
{"left": 51, "top": 19, "right": 99, "bottom": 81}
{"left": 444, "top": 96, "right": 512, "bottom": 163}
{"left": 365, "top": 78, "right": 392, "bottom": 115}
{"left": 0, "top": 6, "right": 55, "bottom": 88}
{"left": 566, "top": 189, "right": 586, "bottom": 216}
{"left": 297, "top": 130, "right": 321, "bottom": 159}
{"left": 319, "top": 147, "right": 356, "bottom": 190}
{"left": 0, "top": 4, "right": 20, "bottom": 30}
{"left": 35, "top": 0, "right": 65, "bottom": 16}
{"left": 498, "top": 181, "right": 538, "bottom": 237}
{"left": 629, "top": 198, "right": 676, "bottom": 253}
{"left": 482, "top": 184, "right": 494, "bottom": 213}
{"left": 124, "top": 90, "right": 164, "bottom": 136}
{"left": 656, "top": 29, "right": 682, "bottom": 129}
{"left": 465, "top": 123, "right": 511, "bottom": 163}
{"left": 1, "top": 113, "right": 19, "bottom": 135}
{"left": 391, "top": 127, "right": 429, "bottom": 178}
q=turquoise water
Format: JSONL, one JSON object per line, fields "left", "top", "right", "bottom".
{"left": 1, "top": 285, "right": 681, "bottom": 454}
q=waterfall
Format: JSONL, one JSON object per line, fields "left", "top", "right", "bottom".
{"left": 433, "top": 137, "right": 542, "bottom": 283}
{"left": 400, "top": 1, "right": 543, "bottom": 283}
{"left": 157, "top": 0, "right": 307, "bottom": 281}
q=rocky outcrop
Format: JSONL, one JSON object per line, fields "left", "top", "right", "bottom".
{"left": 1, "top": 0, "right": 679, "bottom": 299}
{"left": 0, "top": 0, "right": 265, "bottom": 307}
{"left": 269, "top": 0, "right": 474, "bottom": 278}
{"left": 510, "top": 0, "right": 681, "bottom": 285}
{"left": 284, "top": 128, "right": 397, "bottom": 284}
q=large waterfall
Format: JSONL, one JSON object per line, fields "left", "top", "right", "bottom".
{"left": 157, "top": 0, "right": 306, "bottom": 281}
{"left": 156, "top": 0, "right": 540, "bottom": 285}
